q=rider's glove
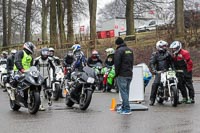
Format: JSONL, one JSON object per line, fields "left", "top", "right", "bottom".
{"left": 152, "top": 70, "right": 157, "bottom": 74}
{"left": 20, "top": 69, "right": 25, "bottom": 73}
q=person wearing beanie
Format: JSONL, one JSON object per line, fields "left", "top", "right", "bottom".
{"left": 114, "top": 37, "right": 134, "bottom": 115}
{"left": 115, "top": 37, "right": 124, "bottom": 45}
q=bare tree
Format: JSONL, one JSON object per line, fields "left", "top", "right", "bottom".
{"left": 50, "top": 0, "right": 58, "bottom": 46}
{"left": 175, "top": 0, "right": 184, "bottom": 35}
{"left": 25, "top": 0, "right": 33, "bottom": 42}
{"left": 88, "top": 0, "right": 97, "bottom": 49}
{"left": 3, "top": 0, "right": 7, "bottom": 46}
{"left": 57, "top": 0, "right": 66, "bottom": 45}
{"left": 41, "top": 0, "right": 49, "bottom": 44}
{"left": 7, "top": 0, "right": 12, "bottom": 45}
{"left": 66, "top": 0, "right": 74, "bottom": 44}
{"left": 126, "top": 0, "right": 134, "bottom": 35}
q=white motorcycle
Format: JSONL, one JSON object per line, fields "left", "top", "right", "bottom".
{"left": 0, "top": 64, "right": 8, "bottom": 88}
{"left": 156, "top": 69, "right": 182, "bottom": 107}
{"left": 51, "top": 66, "right": 64, "bottom": 100}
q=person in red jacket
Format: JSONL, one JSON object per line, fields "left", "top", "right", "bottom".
{"left": 170, "top": 41, "right": 195, "bottom": 104}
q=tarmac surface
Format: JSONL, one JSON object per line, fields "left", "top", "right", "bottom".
{"left": 0, "top": 77, "right": 200, "bottom": 133}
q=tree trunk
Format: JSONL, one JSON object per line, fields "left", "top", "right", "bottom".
{"left": 88, "top": 0, "right": 97, "bottom": 51}
{"left": 25, "top": 0, "right": 33, "bottom": 42}
{"left": 175, "top": 0, "right": 184, "bottom": 36}
{"left": 41, "top": 0, "right": 49, "bottom": 44}
{"left": 7, "top": 0, "right": 12, "bottom": 46}
{"left": 66, "top": 0, "right": 74, "bottom": 44}
{"left": 50, "top": 0, "right": 58, "bottom": 47}
{"left": 126, "top": 0, "right": 134, "bottom": 35}
{"left": 57, "top": 0, "right": 66, "bottom": 46}
{"left": 3, "top": 0, "right": 7, "bottom": 47}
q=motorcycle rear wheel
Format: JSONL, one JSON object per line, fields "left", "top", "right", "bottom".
{"left": 171, "top": 86, "right": 178, "bottom": 107}
{"left": 79, "top": 90, "right": 92, "bottom": 110}
{"left": 53, "top": 84, "right": 61, "bottom": 101}
{"left": 10, "top": 99, "right": 21, "bottom": 111}
{"left": 28, "top": 91, "right": 40, "bottom": 114}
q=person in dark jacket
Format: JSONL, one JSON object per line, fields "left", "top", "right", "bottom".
{"left": 87, "top": 50, "right": 102, "bottom": 67}
{"left": 149, "top": 40, "right": 174, "bottom": 106}
{"left": 114, "top": 37, "right": 133, "bottom": 115}
{"left": 170, "top": 41, "right": 195, "bottom": 104}
{"left": 63, "top": 50, "right": 74, "bottom": 67}
{"left": 3, "top": 49, "right": 17, "bottom": 92}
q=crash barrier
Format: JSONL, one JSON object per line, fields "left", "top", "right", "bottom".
{"left": 119, "top": 66, "right": 144, "bottom": 102}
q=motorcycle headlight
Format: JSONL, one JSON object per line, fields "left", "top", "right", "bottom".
{"left": 87, "top": 77, "right": 95, "bottom": 84}
{"left": 30, "top": 71, "right": 40, "bottom": 78}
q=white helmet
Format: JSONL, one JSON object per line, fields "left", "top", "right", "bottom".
{"left": 170, "top": 41, "right": 182, "bottom": 54}
{"left": 11, "top": 49, "right": 17, "bottom": 54}
{"left": 105, "top": 48, "right": 115, "bottom": 56}
{"left": 49, "top": 47, "right": 54, "bottom": 52}
{"left": 156, "top": 40, "right": 168, "bottom": 51}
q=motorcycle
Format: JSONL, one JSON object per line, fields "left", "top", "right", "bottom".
{"left": 0, "top": 64, "right": 8, "bottom": 88}
{"left": 65, "top": 66, "right": 96, "bottom": 110}
{"left": 101, "top": 66, "right": 118, "bottom": 92}
{"left": 51, "top": 66, "right": 64, "bottom": 100}
{"left": 89, "top": 62, "right": 103, "bottom": 91}
{"left": 7, "top": 66, "right": 44, "bottom": 114}
{"left": 156, "top": 68, "right": 181, "bottom": 107}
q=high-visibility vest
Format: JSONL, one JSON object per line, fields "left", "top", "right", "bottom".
{"left": 14, "top": 51, "right": 32, "bottom": 71}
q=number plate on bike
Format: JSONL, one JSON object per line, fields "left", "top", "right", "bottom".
{"left": 166, "top": 71, "right": 176, "bottom": 79}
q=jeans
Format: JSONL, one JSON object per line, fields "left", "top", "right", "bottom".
{"left": 116, "top": 76, "right": 132, "bottom": 111}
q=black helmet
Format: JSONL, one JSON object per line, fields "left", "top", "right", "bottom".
{"left": 40, "top": 48, "right": 49, "bottom": 60}
{"left": 23, "top": 42, "right": 36, "bottom": 54}
{"left": 67, "top": 50, "right": 73, "bottom": 58}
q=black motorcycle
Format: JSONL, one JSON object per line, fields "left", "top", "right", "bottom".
{"left": 7, "top": 66, "right": 44, "bottom": 114}
{"left": 65, "top": 66, "right": 96, "bottom": 110}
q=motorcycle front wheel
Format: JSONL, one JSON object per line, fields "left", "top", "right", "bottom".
{"left": 79, "top": 90, "right": 92, "bottom": 110}
{"left": 171, "top": 86, "right": 178, "bottom": 107}
{"left": 65, "top": 94, "right": 74, "bottom": 107}
{"left": 28, "top": 91, "right": 40, "bottom": 114}
{"left": 10, "top": 99, "right": 21, "bottom": 111}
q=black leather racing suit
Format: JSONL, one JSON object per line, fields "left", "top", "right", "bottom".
{"left": 149, "top": 50, "right": 174, "bottom": 102}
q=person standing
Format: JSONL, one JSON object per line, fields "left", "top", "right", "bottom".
{"left": 114, "top": 37, "right": 133, "bottom": 115}
{"left": 170, "top": 41, "right": 195, "bottom": 104}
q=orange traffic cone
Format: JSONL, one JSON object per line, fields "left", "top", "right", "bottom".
{"left": 110, "top": 98, "right": 116, "bottom": 111}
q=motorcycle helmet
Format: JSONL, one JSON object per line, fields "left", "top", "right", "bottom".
{"left": 10, "top": 49, "right": 17, "bottom": 56}
{"left": 49, "top": 47, "right": 54, "bottom": 57}
{"left": 156, "top": 40, "right": 168, "bottom": 52}
{"left": 2, "top": 51, "right": 8, "bottom": 58}
{"left": 40, "top": 48, "right": 49, "bottom": 60}
{"left": 71, "top": 44, "right": 81, "bottom": 53}
{"left": 91, "top": 50, "right": 99, "bottom": 59}
{"left": 170, "top": 41, "right": 182, "bottom": 54}
{"left": 105, "top": 48, "right": 115, "bottom": 56}
{"left": 23, "top": 42, "right": 36, "bottom": 54}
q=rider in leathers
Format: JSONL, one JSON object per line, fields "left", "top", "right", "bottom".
{"left": 170, "top": 41, "right": 195, "bottom": 104}
{"left": 149, "top": 40, "right": 174, "bottom": 106}
{"left": 34, "top": 48, "right": 55, "bottom": 111}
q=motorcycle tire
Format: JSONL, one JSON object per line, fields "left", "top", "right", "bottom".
{"left": 65, "top": 94, "right": 74, "bottom": 107}
{"left": 171, "top": 86, "right": 178, "bottom": 107}
{"left": 79, "top": 90, "right": 92, "bottom": 110}
{"left": 10, "top": 99, "right": 21, "bottom": 111}
{"left": 53, "top": 84, "right": 60, "bottom": 101}
{"left": 28, "top": 91, "right": 41, "bottom": 114}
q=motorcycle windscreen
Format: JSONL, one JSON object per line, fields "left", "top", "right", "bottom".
{"left": 82, "top": 66, "right": 95, "bottom": 78}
